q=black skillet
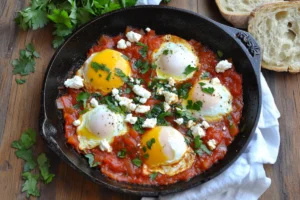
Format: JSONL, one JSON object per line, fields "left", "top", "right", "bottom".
{"left": 40, "top": 6, "right": 262, "bottom": 196}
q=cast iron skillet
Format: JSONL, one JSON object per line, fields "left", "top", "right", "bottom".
{"left": 40, "top": 6, "right": 262, "bottom": 196}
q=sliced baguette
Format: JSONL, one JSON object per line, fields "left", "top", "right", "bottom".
{"left": 248, "top": 2, "right": 300, "bottom": 73}
{"left": 215, "top": 0, "right": 283, "bottom": 28}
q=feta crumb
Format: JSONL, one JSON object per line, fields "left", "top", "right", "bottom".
{"left": 64, "top": 76, "right": 84, "bottom": 89}
{"left": 187, "top": 120, "right": 196, "bottom": 128}
{"left": 174, "top": 118, "right": 184, "bottom": 125}
{"left": 171, "top": 87, "right": 177, "bottom": 92}
{"left": 191, "top": 124, "right": 206, "bottom": 138}
{"left": 168, "top": 77, "right": 175, "bottom": 86}
{"left": 125, "top": 114, "right": 138, "bottom": 124}
{"left": 73, "top": 119, "right": 81, "bottom": 126}
{"left": 139, "top": 97, "right": 147, "bottom": 104}
{"left": 129, "top": 103, "right": 137, "bottom": 111}
{"left": 132, "top": 85, "right": 151, "bottom": 99}
{"left": 117, "top": 39, "right": 127, "bottom": 49}
{"left": 163, "top": 91, "right": 178, "bottom": 104}
{"left": 129, "top": 77, "right": 134, "bottom": 82}
{"left": 126, "top": 31, "right": 142, "bottom": 43}
{"left": 201, "top": 121, "right": 210, "bottom": 129}
{"left": 215, "top": 60, "right": 232, "bottom": 73}
{"left": 163, "top": 102, "right": 171, "bottom": 112}
{"left": 145, "top": 27, "right": 151, "bottom": 32}
{"left": 156, "top": 87, "right": 164, "bottom": 95}
{"left": 114, "top": 95, "right": 134, "bottom": 111}
{"left": 112, "top": 88, "right": 119, "bottom": 96}
{"left": 135, "top": 79, "right": 141, "bottom": 84}
{"left": 99, "top": 139, "right": 112, "bottom": 152}
{"left": 142, "top": 118, "right": 157, "bottom": 128}
{"left": 223, "top": 126, "right": 226, "bottom": 131}
{"left": 90, "top": 98, "right": 99, "bottom": 108}
{"left": 207, "top": 139, "right": 217, "bottom": 150}
{"left": 211, "top": 77, "right": 221, "bottom": 85}
{"left": 135, "top": 105, "right": 151, "bottom": 113}
{"left": 126, "top": 41, "right": 131, "bottom": 47}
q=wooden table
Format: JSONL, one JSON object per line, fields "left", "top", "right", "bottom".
{"left": 0, "top": 0, "right": 299, "bottom": 199}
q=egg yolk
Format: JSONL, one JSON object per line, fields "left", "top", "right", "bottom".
{"left": 140, "top": 127, "right": 168, "bottom": 167}
{"left": 84, "top": 49, "right": 131, "bottom": 94}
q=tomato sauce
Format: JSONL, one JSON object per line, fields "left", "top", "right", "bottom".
{"left": 60, "top": 28, "right": 243, "bottom": 185}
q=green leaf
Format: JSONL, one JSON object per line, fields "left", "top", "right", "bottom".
{"left": 115, "top": 68, "right": 129, "bottom": 82}
{"left": 117, "top": 149, "right": 127, "bottom": 158}
{"left": 106, "top": 72, "right": 112, "bottom": 81}
{"left": 91, "top": 62, "right": 110, "bottom": 73}
{"left": 146, "top": 138, "right": 156, "bottom": 150}
{"left": 162, "top": 49, "right": 172, "bottom": 55}
{"left": 199, "top": 82, "right": 215, "bottom": 94}
{"left": 217, "top": 50, "right": 223, "bottom": 58}
{"left": 133, "top": 117, "right": 145, "bottom": 134}
{"left": 149, "top": 172, "right": 158, "bottom": 180}
{"left": 183, "top": 65, "right": 197, "bottom": 75}
{"left": 194, "top": 135, "right": 202, "bottom": 149}
{"left": 136, "top": 42, "right": 148, "bottom": 58}
{"left": 132, "top": 157, "right": 142, "bottom": 167}
{"left": 134, "top": 59, "right": 150, "bottom": 74}
{"left": 85, "top": 154, "right": 99, "bottom": 167}
{"left": 100, "top": 95, "right": 125, "bottom": 114}
{"left": 15, "top": 149, "right": 37, "bottom": 172}
{"left": 124, "top": 88, "right": 131, "bottom": 94}
{"left": 186, "top": 100, "right": 202, "bottom": 111}
{"left": 201, "top": 71, "right": 210, "bottom": 79}
{"left": 76, "top": 92, "right": 90, "bottom": 108}
{"left": 48, "top": 9, "right": 72, "bottom": 28}
{"left": 22, "top": 172, "right": 40, "bottom": 198}
{"left": 52, "top": 36, "right": 65, "bottom": 48}
{"left": 16, "top": 79, "right": 26, "bottom": 84}
{"left": 37, "top": 153, "right": 55, "bottom": 184}
{"left": 121, "top": 54, "right": 130, "bottom": 60}
{"left": 178, "top": 83, "right": 192, "bottom": 99}
{"left": 11, "top": 128, "right": 36, "bottom": 150}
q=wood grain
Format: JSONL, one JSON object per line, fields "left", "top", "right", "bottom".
{"left": 0, "top": 0, "right": 299, "bottom": 199}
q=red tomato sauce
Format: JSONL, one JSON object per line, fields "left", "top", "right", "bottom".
{"left": 59, "top": 28, "right": 243, "bottom": 185}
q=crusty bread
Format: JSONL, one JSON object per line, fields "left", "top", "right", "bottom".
{"left": 248, "top": 2, "right": 300, "bottom": 73}
{"left": 215, "top": 0, "right": 283, "bottom": 28}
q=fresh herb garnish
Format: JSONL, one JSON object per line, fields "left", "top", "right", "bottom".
{"left": 201, "top": 71, "right": 210, "bottom": 79}
{"left": 16, "top": 79, "right": 26, "bottom": 84}
{"left": 100, "top": 95, "right": 126, "bottom": 114}
{"left": 143, "top": 153, "right": 149, "bottom": 159}
{"left": 186, "top": 100, "right": 203, "bottom": 111}
{"left": 199, "top": 82, "right": 215, "bottom": 94}
{"left": 22, "top": 172, "right": 40, "bottom": 198}
{"left": 149, "top": 172, "right": 158, "bottom": 180}
{"left": 162, "top": 49, "right": 172, "bottom": 55}
{"left": 91, "top": 62, "right": 110, "bottom": 73}
{"left": 117, "top": 149, "right": 127, "bottom": 158}
{"left": 121, "top": 54, "right": 130, "bottom": 60}
{"left": 145, "top": 103, "right": 170, "bottom": 125}
{"left": 134, "top": 59, "right": 150, "bottom": 74}
{"left": 193, "top": 136, "right": 212, "bottom": 155}
{"left": 194, "top": 135, "right": 201, "bottom": 149}
{"left": 85, "top": 154, "right": 99, "bottom": 167}
{"left": 133, "top": 117, "right": 145, "bottom": 134}
{"left": 106, "top": 72, "right": 112, "bottom": 81}
{"left": 142, "top": 146, "right": 147, "bottom": 152}
{"left": 137, "top": 42, "right": 148, "bottom": 58}
{"left": 76, "top": 92, "right": 90, "bottom": 108}
{"left": 115, "top": 68, "right": 129, "bottom": 82}
{"left": 37, "top": 153, "right": 55, "bottom": 184}
{"left": 178, "top": 83, "right": 192, "bottom": 99}
{"left": 146, "top": 138, "right": 156, "bottom": 149}
{"left": 124, "top": 88, "right": 131, "bottom": 94}
{"left": 183, "top": 65, "right": 197, "bottom": 75}
{"left": 132, "top": 157, "right": 142, "bottom": 167}
{"left": 217, "top": 50, "right": 223, "bottom": 58}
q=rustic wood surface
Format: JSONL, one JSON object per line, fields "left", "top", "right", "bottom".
{"left": 0, "top": 0, "right": 299, "bottom": 199}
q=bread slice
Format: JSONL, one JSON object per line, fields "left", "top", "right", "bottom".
{"left": 215, "top": 0, "right": 283, "bottom": 28}
{"left": 248, "top": 2, "right": 300, "bottom": 73}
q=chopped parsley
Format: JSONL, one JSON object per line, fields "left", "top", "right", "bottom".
{"left": 178, "top": 83, "right": 192, "bottom": 99}
{"left": 143, "top": 153, "right": 149, "bottom": 159}
{"left": 121, "top": 54, "right": 130, "bottom": 60}
{"left": 85, "top": 154, "right": 99, "bottom": 167}
{"left": 186, "top": 100, "right": 203, "bottom": 111}
{"left": 183, "top": 65, "right": 197, "bottom": 75}
{"left": 134, "top": 59, "right": 150, "bottom": 74}
{"left": 217, "top": 50, "right": 223, "bottom": 58}
{"left": 16, "top": 79, "right": 26, "bottom": 84}
{"left": 193, "top": 136, "right": 212, "bottom": 155}
{"left": 91, "top": 62, "right": 110, "bottom": 73}
{"left": 76, "top": 92, "right": 90, "bottom": 108}
{"left": 106, "top": 72, "right": 112, "bottom": 81}
{"left": 136, "top": 42, "right": 148, "bottom": 58}
{"left": 115, "top": 68, "right": 129, "bottom": 82}
{"left": 201, "top": 71, "right": 210, "bottom": 79}
{"left": 100, "top": 95, "right": 126, "bottom": 114}
{"left": 146, "top": 138, "right": 156, "bottom": 149}
{"left": 22, "top": 172, "right": 40, "bottom": 198}
{"left": 132, "top": 157, "right": 142, "bottom": 167}
{"left": 146, "top": 103, "right": 170, "bottom": 125}
{"left": 124, "top": 88, "right": 131, "bottom": 94}
{"left": 199, "top": 82, "right": 215, "bottom": 94}
{"left": 149, "top": 172, "right": 158, "bottom": 180}
{"left": 37, "top": 153, "right": 55, "bottom": 184}
{"left": 117, "top": 149, "right": 127, "bottom": 158}
{"left": 194, "top": 135, "right": 201, "bottom": 149}
{"left": 142, "top": 146, "right": 147, "bottom": 152}
{"left": 133, "top": 117, "right": 145, "bottom": 134}
{"left": 162, "top": 49, "right": 172, "bottom": 55}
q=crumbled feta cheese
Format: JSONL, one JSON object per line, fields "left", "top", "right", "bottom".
{"left": 126, "top": 31, "right": 142, "bottom": 43}
{"left": 125, "top": 114, "right": 138, "bottom": 124}
{"left": 163, "top": 102, "right": 171, "bottom": 112}
{"left": 174, "top": 118, "right": 184, "bottom": 125}
{"left": 168, "top": 77, "right": 175, "bottom": 86}
{"left": 129, "top": 103, "right": 137, "bottom": 111}
{"left": 126, "top": 41, "right": 131, "bottom": 47}
{"left": 112, "top": 88, "right": 119, "bottom": 96}
{"left": 73, "top": 119, "right": 81, "bottom": 126}
{"left": 145, "top": 27, "right": 151, "bottom": 32}
{"left": 90, "top": 98, "right": 99, "bottom": 108}
{"left": 117, "top": 39, "right": 127, "bottom": 49}
{"left": 211, "top": 77, "right": 221, "bottom": 85}
{"left": 163, "top": 91, "right": 178, "bottom": 104}
{"left": 99, "top": 139, "right": 112, "bottom": 152}
{"left": 171, "top": 87, "right": 177, "bottom": 92}
{"left": 142, "top": 118, "right": 157, "bottom": 128}
{"left": 156, "top": 87, "right": 164, "bottom": 95}
{"left": 132, "top": 85, "right": 151, "bottom": 99}
{"left": 129, "top": 77, "right": 134, "bottom": 82}
{"left": 139, "top": 97, "right": 147, "bottom": 104}
{"left": 223, "top": 126, "right": 226, "bottom": 131}
{"left": 114, "top": 95, "right": 134, "bottom": 111}
{"left": 187, "top": 120, "right": 196, "bottom": 128}
{"left": 135, "top": 105, "right": 151, "bottom": 113}
{"left": 135, "top": 79, "right": 141, "bottom": 84}
{"left": 215, "top": 60, "right": 232, "bottom": 73}
{"left": 201, "top": 121, "right": 210, "bottom": 129}
{"left": 64, "top": 76, "right": 84, "bottom": 89}
{"left": 207, "top": 139, "right": 217, "bottom": 150}
{"left": 191, "top": 124, "right": 206, "bottom": 138}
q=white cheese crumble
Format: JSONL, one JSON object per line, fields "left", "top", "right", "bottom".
{"left": 201, "top": 121, "right": 210, "bottom": 129}
{"left": 129, "top": 103, "right": 137, "bottom": 111}
{"left": 163, "top": 91, "right": 178, "bottom": 104}
{"left": 145, "top": 27, "right": 151, "bottom": 32}
{"left": 211, "top": 77, "right": 221, "bottom": 85}
{"left": 73, "top": 119, "right": 81, "bottom": 126}
{"left": 135, "top": 105, "right": 151, "bottom": 113}
{"left": 207, "top": 139, "right": 217, "bottom": 150}
{"left": 174, "top": 118, "right": 184, "bottom": 125}
{"left": 112, "top": 88, "right": 119, "bottom": 96}
{"left": 64, "top": 76, "right": 84, "bottom": 89}
{"left": 126, "top": 31, "right": 142, "bottom": 43}
{"left": 163, "top": 102, "right": 171, "bottom": 112}
{"left": 114, "top": 95, "right": 136, "bottom": 111}
{"left": 215, "top": 60, "right": 232, "bottom": 73}
{"left": 168, "top": 77, "right": 175, "bottom": 86}
{"left": 99, "top": 139, "right": 112, "bottom": 152}
{"left": 90, "top": 98, "right": 99, "bottom": 108}
{"left": 132, "top": 85, "right": 151, "bottom": 99}
{"left": 223, "top": 126, "right": 226, "bottom": 131}
{"left": 117, "top": 39, "right": 127, "bottom": 49}
{"left": 142, "top": 118, "right": 157, "bottom": 128}
{"left": 187, "top": 120, "right": 196, "bottom": 128}
{"left": 125, "top": 114, "right": 138, "bottom": 124}
{"left": 135, "top": 79, "right": 141, "bottom": 84}
{"left": 139, "top": 98, "right": 147, "bottom": 104}
{"left": 126, "top": 41, "right": 131, "bottom": 47}
{"left": 129, "top": 77, "right": 134, "bottom": 82}
{"left": 156, "top": 87, "right": 164, "bottom": 95}
{"left": 191, "top": 124, "right": 206, "bottom": 138}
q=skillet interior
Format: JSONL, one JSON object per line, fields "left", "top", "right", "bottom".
{"left": 40, "top": 6, "right": 262, "bottom": 196}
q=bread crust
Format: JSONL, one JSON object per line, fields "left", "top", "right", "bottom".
{"left": 249, "top": 1, "right": 300, "bottom": 73}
